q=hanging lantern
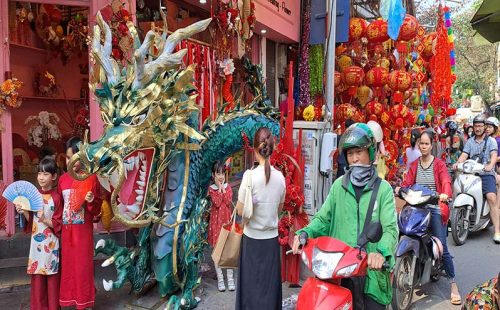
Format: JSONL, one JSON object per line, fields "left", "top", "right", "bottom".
{"left": 366, "top": 66, "right": 389, "bottom": 98}
{"left": 388, "top": 70, "right": 413, "bottom": 103}
{"left": 384, "top": 140, "right": 399, "bottom": 163}
{"left": 334, "top": 71, "right": 342, "bottom": 88}
{"left": 391, "top": 103, "right": 409, "bottom": 120}
{"left": 379, "top": 111, "right": 391, "bottom": 127}
{"left": 353, "top": 108, "right": 366, "bottom": 123}
{"left": 335, "top": 103, "right": 357, "bottom": 124}
{"left": 356, "top": 85, "right": 372, "bottom": 107}
{"left": 366, "top": 19, "right": 389, "bottom": 43}
{"left": 342, "top": 66, "right": 365, "bottom": 96}
{"left": 366, "top": 100, "right": 383, "bottom": 116}
{"left": 376, "top": 58, "right": 391, "bottom": 69}
{"left": 398, "top": 15, "right": 419, "bottom": 42}
{"left": 421, "top": 32, "right": 436, "bottom": 59}
{"left": 338, "top": 55, "right": 353, "bottom": 72}
{"left": 349, "top": 18, "right": 368, "bottom": 42}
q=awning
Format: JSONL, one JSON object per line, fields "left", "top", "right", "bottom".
{"left": 471, "top": 0, "right": 500, "bottom": 43}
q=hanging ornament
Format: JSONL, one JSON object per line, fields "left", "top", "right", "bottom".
{"left": 366, "top": 100, "right": 384, "bottom": 117}
{"left": 349, "top": 18, "right": 368, "bottom": 42}
{"left": 388, "top": 70, "right": 412, "bottom": 103}
{"left": 366, "top": 19, "right": 390, "bottom": 43}
{"left": 398, "top": 14, "right": 419, "bottom": 42}
{"left": 342, "top": 66, "right": 365, "bottom": 97}
{"left": 356, "top": 85, "right": 373, "bottom": 107}
{"left": 337, "top": 55, "right": 353, "bottom": 72}
{"left": 334, "top": 71, "right": 342, "bottom": 88}
{"left": 366, "top": 66, "right": 389, "bottom": 99}
{"left": 421, "top": 32, "right": 437, "bottom": 59}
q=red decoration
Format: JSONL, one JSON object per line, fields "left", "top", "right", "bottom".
{"left": 366, "top": 100, "right": 383, "bottom": 117}
{"left": 421, "top": 32, "right": 436, "bottom": 59}
{"left": 398, "top": 15, "right": 419, "bottom": 42}
{"left": 366, "top": 66, "right": 389, "bottom": 98}
{"left": 69, "top": 177, "right": 95, "bottom": 211}
{"left": 366, "top": 19, "right": 389, "bottom": 43}
{"left": 334, "top": 71, "right": 342, "bottom": 88}
{"left": 388, "top": 70, "right": 412, "bottom": 103}
{"left": 0, "top": 182, "right": 6, "bottom": 232}
{"left": 336, "top": 103, "right": 357, "bottom": 124}
{"left": 342, "top": 66, "right": 365, "bottom": 96}
{"left": 385, "top": 140, "right": 399, "bottom": 163}
{"left": 222, "top": 74, "right": 235, "bottom": 111}
{"left": 430, "top": 11, "right": 453, "bottom": 110}
{"left": 349, "top": 18, "right": 368, "bottom": 42}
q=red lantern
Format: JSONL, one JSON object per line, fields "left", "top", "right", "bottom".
{"left": 342, "top": 66, "right": 365, "bottom": 96}
{"left": 366, "top": 19, "right": 389, "bottom": 43}
{"left": 388, "top": 70, "right": 413, "bottom": 103}
{"left": 336, "top": 103, "right": 357, "bottom": 124}
{"left": 421, "top": 32, "right": 436, "bottom": 59}
{"left": 366, "top": 66, "right": 389, "bottom": 98}
{"left": 349, "top": 18, "right": 368, "bottom": 42}
{"left": 366, "top": 100, "right": 383, "bottom": 117}
{"left": 380, "top": 111, "right": 391, "bottom": 127}
{"left": 334, "top": 71, "right": 342, "bottom": 88}
{"left": 395, "top": 117, "right": 404, "bottom": 130}
{"left": 391, "top": 103, "right": 409, "bottom": 119}
{"left": 398, "top": 15, "right": 419, "bottom": 42}
{"left": 384, "top": 140, "right": 399, "bottom": 163}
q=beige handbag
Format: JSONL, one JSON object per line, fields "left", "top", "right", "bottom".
{"left": 211, "top": 208, "right": 243, "bottom": 268}
{"left": 241, "top": 169, "right": 253, "bottom": 224}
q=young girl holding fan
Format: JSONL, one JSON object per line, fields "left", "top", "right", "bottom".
{"left": 208, "top": 160, "right": 235, "bottom": 291}
{"left": 16, "top": 157, "right": 62, "bottom": 310}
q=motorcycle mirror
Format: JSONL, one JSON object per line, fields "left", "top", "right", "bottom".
{"left": 365, "top": 221, "right": 383, "bottom": 243}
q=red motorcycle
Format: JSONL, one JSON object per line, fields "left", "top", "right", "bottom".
{"left": 295, "top": 221, "right": 387, "bottom": 310}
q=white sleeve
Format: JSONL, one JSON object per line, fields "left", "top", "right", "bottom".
{"left": 238, "top": 170, "right": 249, "bottom": 203}
{"left": 280, "top": 175, "right": 286, "bottom": 204}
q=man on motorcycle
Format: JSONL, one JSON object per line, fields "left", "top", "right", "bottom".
{"left": 292, "top": 123, "right": 398, "bottom": 309}
{"left": 453, "top": 114, "right": 500, "bottom": 244}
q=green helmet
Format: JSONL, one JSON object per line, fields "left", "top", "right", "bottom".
{"left": 339, "top": 123, "right": 377, "bottom": 164}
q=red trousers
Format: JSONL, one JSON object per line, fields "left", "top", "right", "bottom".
{"left": 30, "top": 274, "right": 61, "bottom": 310}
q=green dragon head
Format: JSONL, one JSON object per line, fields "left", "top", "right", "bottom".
{"left": 68, "top": 12, "right": 211, "bottom": 227}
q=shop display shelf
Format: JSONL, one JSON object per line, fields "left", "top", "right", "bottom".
{"left": 21, "top": 96, "right": 85, "bottom": 101}
{"left": 9, "top": 42, "right": 47, "bottom": 54}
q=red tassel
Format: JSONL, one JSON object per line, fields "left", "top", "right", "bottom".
{"left": 393, "top": 91, "right": 403, "bottom": 103}
{"left": 0, "top": 182, "right": 7, "bottom": 231}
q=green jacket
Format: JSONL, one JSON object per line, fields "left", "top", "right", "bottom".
{"left": 297, "top": 174, "right": 398, "bottom": 305}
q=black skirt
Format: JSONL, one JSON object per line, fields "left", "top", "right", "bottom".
{"left": 236, "top": 235, "right": 282, "bottom": 310}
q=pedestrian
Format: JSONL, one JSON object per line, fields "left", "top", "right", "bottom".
{"left": 207, "top": 160, "right": 235, "bottom": 292}
{"left": 406, "top": 129, "right": 422, "bottom": 170}
{"left": 235, "top": 127, "right": 286, "bottom": 310}
{"left": 55, "top": 137, "right": 102, "bottom": 309}
{"left": 454, "top": 114, "right": 500, "bottom": 244}
{"left": 16, "top": 157, "right": 61, "bottom": 310}
{"left": 292, "top": 123, "right": 398, "bottom": 309}
{"left": 399, "top": 130, "right": 462, "bottom": 305}
{"left": 462, "top": 271, "right": 499, "bottom": 309}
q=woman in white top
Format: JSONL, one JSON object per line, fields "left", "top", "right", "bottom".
{"left": 235, "top": 127, "right": 286, "bottom": 310}
{"left": 406, "top": 129, "right": 422, "bottom": 170}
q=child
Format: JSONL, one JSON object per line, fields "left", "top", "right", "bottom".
{"left": 207, "top": 161, "right": 235, "bottom": 291}
{"left": 16, "top": 157, "right": 62, "bottom": 310}
{"left": 54, "top": 137, "right": 101, "bottom": 309}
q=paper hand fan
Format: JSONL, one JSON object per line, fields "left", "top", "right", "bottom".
{"left": 2, "top": 181, "right": 43, "bottom": 212}
{"left": 70, "top": 177, "right": 95, "bottom": 211}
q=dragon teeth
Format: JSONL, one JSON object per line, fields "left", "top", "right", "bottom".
{"left": 126, "top": 204, "right": 140, "bottom": 214}
{"left": 139, "top": 171, "right": 146, "bottom": 181}
{"left": 135, "top": 189, "right": 144, "bottom": 195}
{"left": 134, "top": 157, "right": 140, "bottom": 170}
{"left": 139, "top": 152, "right": 145, "bottom": 160}
{"left": 136, "top": 195, "right": 144, "bottom": 202}
{"left": 136, "top": 180, "right": 145, "bottom": 187}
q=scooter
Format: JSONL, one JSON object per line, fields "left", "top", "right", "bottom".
{"left": 450, "top": 159, "right": 491, "bottom": 245}
{"left": 294, "top": 221, "right": 387, "bottom": 310}
{"left": 392, "top": 185, "right": 445, "bottom": 310}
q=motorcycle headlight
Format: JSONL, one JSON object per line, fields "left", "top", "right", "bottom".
{"left": 311, "top": 247, "right": 343, "bottom": 279}
{"left": 336, "top": 263, "right": 358, "bottom": 277}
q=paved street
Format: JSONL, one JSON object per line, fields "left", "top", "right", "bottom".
{"left": 0, "top": 226, "right": 498, "bottom": 309}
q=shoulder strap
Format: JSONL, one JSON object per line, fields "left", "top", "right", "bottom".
{"left": 360, "top": 177, "right": 382, "bottom": 241}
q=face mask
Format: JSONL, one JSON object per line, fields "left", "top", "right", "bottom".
{"left": 347, "top": 164, "right": 375, "bottom": 187}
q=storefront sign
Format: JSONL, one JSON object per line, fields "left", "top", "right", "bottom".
{"left": 254, "top": 0, "right": 300, "bottom": 42}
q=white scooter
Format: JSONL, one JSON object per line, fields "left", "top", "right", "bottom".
{"left": 451, "top": 159, "right": 491, "bottom": 245}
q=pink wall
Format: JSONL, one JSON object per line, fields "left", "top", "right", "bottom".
{"left": 254, "top": 0, "right": 300, "bottom": 43}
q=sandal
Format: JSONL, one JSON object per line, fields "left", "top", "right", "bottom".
{"left": 450, "top": 293, "right": 462, "bottom": 305}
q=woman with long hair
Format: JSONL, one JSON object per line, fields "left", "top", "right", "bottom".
{"left": 400, "top": 130, "right": 461, "bottom": 305}
{"left": 235, "top": 127, "right": 286, "bottom": 310}
{"left": 405, "top": 129, "right": 422, "bottom": 170}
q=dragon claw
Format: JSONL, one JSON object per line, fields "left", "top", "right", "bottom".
{"left": 103, "top": 279, "right": 113, "bottom": 291}
{"left": 95, "top": 239, "right": 106, "bottom": 250}
{"left": 102, "top": 256, "right": 116, "bottom": 267}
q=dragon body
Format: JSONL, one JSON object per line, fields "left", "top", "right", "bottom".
{"left": 71, "top": 14, "right": 279, "bottom": 309}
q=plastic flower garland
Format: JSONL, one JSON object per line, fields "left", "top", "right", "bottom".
{"left": 25, "top": 111, "right": 62, "bottom": 147}
{"left": 0, "top": 78, "right": 23, "bottom": 115}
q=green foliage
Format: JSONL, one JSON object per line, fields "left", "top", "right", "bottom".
{"left": 309, "top": 44, "right": 324, "bottom": 97}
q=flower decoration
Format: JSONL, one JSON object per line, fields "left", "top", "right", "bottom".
{"left": 219, "top": 59, "right": 235, "bottom": 110}
{"left": 99, "top": 0, "right": 133, "bottom": 63}
{"left": 0, "top": 78, "right": 23, "bottom": 115}
{"left": 25, "top": 111, "right": 62, "bottom": 147}
{"left": 218, "top": 58, "right": 235, "bottom": 76}
{"left": 303, "top": 105, "right": 315, "bottom": 121}
{"left": 35, "top": 70, "right": 58, "bottom": 97}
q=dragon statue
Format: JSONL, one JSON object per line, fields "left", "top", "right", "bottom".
{"left": 68, "top": 12, "right": 280, "bottom": 309}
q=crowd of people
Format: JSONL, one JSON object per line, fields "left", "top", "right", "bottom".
{"left": 15, "top": 114, "right": 500, "bottom": 310}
